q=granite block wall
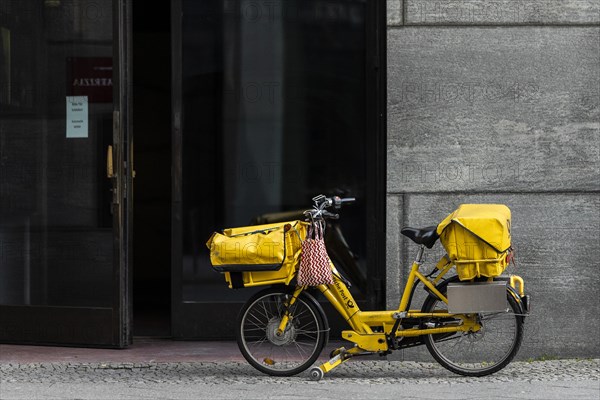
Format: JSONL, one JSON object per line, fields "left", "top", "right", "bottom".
{"left": 386, "top": 0, "right": 600, "bottom": 359}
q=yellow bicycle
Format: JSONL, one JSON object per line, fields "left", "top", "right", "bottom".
{"left": 207, "top": 195, "right": 530, "bottom": 380}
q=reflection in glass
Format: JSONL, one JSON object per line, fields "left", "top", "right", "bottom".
{"left": 181, "top": 0, "right": 368, "bottom": 302}
{"left": 0, "top": 0, "right": 114, "bottom": 307}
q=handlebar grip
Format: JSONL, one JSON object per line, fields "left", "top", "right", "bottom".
{"left": 323, "top": 211, "right": 340, "bottom": 220}
{"left": 332, "top": 196, "right": 356, "bottom": 210}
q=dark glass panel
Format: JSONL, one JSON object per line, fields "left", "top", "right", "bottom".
{"left": 0, "top": 0, "right": 114, "bottom": 307}
{"left": 180, "top": 0, "right": 368, "bottom": 302}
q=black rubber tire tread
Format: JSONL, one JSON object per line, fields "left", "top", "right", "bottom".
{"left": 236, "top": 287, "right": 328, "bottom": 377}
{"left": 421, "top": 278, "right": 524, "bottom": 377}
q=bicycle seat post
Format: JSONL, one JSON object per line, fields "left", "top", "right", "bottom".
{"left": 415, "top": 245, "right": 425, "bottom": 264}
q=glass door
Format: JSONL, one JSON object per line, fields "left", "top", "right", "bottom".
{"left": 0, "top": 0, "right": 132, "bottom": 347}
{"left": 171, "top": 0, "right": 386, "bottom": 339}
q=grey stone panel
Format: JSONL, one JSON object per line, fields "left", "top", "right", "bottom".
{"left": 387, "top": 27, "right": 600, "bottom": 193}
{"left": 386, "top": 194, "right": 403, "bottom": 309}
{"left": 391, "top": 193, "right": 600, "bottom": 359}
{"left": 387, "top": 0, "right": 403, "bottom": 26}
{"left": 405, "top": 0, "right": 600, "bottom": 25}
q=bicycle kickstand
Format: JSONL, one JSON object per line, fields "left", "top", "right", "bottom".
{"left": 308, "top": 347, "right": 353, "bottom": 381}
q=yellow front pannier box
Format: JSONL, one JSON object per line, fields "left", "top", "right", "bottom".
{"left": 206, "top": 220, "right": 309, "bottom": 288}
{"left": 437, "top": 204, "right": 512, "bottom": 281}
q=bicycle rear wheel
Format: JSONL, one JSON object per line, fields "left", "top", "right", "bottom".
{"left": 421, "top": 282, "right": 524, "bottom": 376}
{"left": 236, "top": 288, "right": 327, "bottom": 376}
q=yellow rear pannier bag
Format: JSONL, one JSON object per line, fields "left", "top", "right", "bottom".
{"left": 206, "top": 220, "right": 308, "bottom": 274}
{"left": 437, "top": 204, "right": 512, "bottom": 281}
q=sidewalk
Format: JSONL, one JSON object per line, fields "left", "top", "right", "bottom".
{"left": 0, "top": 339, "right": 246, "bottom": 363}
{"left": 1, "top": 340, "right": 599, "bottom": 400}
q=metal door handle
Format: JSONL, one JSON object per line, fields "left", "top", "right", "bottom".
{"left": 107, "top": 145, "right": 115, "bottom": 178}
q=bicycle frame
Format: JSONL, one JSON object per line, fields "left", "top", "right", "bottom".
{"left": 224, "top": 197, "right": 529, "bottom": 380}
{"left": 277, "top": 246, "right": 479, "bottom": 355}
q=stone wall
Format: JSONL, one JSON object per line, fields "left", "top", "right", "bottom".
{"left": 386, "top": 0, "right": 600, "bottom": 359}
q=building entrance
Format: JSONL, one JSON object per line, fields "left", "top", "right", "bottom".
{"left": 0, "top": 0, "right": 386, "bottom": 346}
{"left": 0, "top": 0, "right": 132, "bottom": 347}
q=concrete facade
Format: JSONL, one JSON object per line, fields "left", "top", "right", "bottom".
{"left": 385, "top": 0, "right": 600, "bottom": 358}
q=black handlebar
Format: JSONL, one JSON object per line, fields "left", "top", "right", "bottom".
{"left": 305, "top": 194, "right": 355, "bottom": 221}
{"left": 332, "top": 196, "right": 356, "bottom": 209}
{"left": 322, "top": 211, "right": 340, "bottom": 220}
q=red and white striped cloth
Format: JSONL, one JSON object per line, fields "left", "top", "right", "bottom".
{"left": 297, "top": 222, "right": 334, "bottom": 286}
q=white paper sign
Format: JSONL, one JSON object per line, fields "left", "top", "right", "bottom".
{"left": 66, "top": 96, "right": 88, "bottom": 138}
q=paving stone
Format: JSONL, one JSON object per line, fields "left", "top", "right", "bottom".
{"left": 1, "top": 359, "right": 597, "bottom": 385}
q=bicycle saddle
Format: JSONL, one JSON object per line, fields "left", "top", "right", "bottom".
{"left": 400, "top": 226, "right": 439, "bottom": 249}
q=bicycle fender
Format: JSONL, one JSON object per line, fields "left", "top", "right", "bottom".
{"left": 505, "top": 284, "right": 527, "bottom": 318}
{"left": 300, "top": 291, "right": 330, "bottom": 347}
{"left": 494, "top": 277, "right": 527, "bottom": 318}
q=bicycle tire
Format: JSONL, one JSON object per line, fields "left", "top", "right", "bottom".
{"left": 236, "top": 287, "right": 327, "bottom": 376}
{"left": 421, "top": 278, "right": 524, "bottom": 376}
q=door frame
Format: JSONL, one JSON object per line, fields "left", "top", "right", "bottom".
{"left": 170, "top": 0, "right": 387, "bottom": 339}
{"left": 0, "top": 0, "right": 133, "bottom": 348}
{"left": 114, "top": 0, "right": 134, "bottom": 348}
{"left": 365, "top": 0, "right": 388, "bottom": 309}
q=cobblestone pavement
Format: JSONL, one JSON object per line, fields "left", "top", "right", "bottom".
{"left": 1, "top": 359, "right": 598, "bottom": 384}
{"left": 1, "top": 359, "right": 599, "bottom": 399}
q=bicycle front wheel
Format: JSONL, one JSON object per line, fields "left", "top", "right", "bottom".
{"left": 236, "top": 288, "right": 327, "bottom": 376}
{"left": 421, "top": 283, "right": 524, "bottom": 376}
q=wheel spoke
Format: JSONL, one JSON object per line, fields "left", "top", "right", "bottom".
{"left": 423, "top": 286, "right": 524, "bottom": 376}
{"left": 244, "top": 327, "right": 267, "bottom": 332}
{"left": 293, "top": 341, "right": 309, "bottom": 357}
{"left": 291, "top": 307, "right": 309, "bottom": 320}
{"left": 249, "top": 304, "right": 271, "bottom": 323}
{"left": 247, "top": 336, "right": 268, "bottom": 347}
{"left": 294, "top": 340, "right": 317, "bottom": 348}
{"left": 238, "top": 291, "right": 324, "bottom": 376}
{"left": 261, "top": 301, "right": 271, "bottom": 321}
{"left": 245, "top": 314, "right": 268, "bottom": 331}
